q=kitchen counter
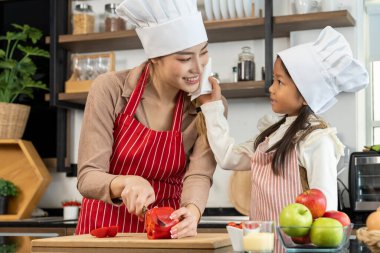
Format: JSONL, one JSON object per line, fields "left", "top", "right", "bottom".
{"left": 0, "top": 215, "right": 376, "bottom": 253}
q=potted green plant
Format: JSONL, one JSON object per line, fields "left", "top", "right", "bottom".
{"left": 0, "top": 24, "right": 49, "bottom": 139}
{"left": 0, "top": 178, "right": 18, "bottom": 215}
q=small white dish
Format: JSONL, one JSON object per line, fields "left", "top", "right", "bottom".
{"left": 243, "top": 0, "right": 252, "bottom": 17}
{"left": 226, "top": 226, "right": 244, "bottom": 252}
{"left": 227, "top": 0, "right": 237, "bottom": 19}
{"left": 235, "top": 0, "right": 245, "bottom": 18}
{"left": 204, "top": 0, "right": 214, "bottom": 21}
{"left": 212, "top": 0, "right": 222, "bottom": 20}
{"left": 254, "top": 0, "right": 265, "bottom": 17}
{"left": 220, "top": 0, "right": 229, "bottom": 19}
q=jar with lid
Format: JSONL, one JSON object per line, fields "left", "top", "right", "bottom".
{"left": 238, "top": 46, "right": 255, "bottom": 81}
{"left": 104, "top": 3, "right": 126, "bottom": 32}
{"left": 72, "top": 3, "right": 95, "bottom": 34}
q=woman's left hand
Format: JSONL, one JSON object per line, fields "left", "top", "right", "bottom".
{"left": 169, "top": 205, "right": 200, "bottom": 239}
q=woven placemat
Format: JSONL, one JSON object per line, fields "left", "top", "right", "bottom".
{"left": 356, "top": 227, "right": 380, "bottom": 252}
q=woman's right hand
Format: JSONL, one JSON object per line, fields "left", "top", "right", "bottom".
{"left": 115, "top": 175, "right": 155, "bottom": 217}
{"left": 197, "top": 76, "right": 222, "bottom": 105}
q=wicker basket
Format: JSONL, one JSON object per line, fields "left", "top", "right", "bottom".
{"left": 0, "top": 102, "right": 30, "bottom": 139}
{"left": 357, "top": 227, "right": 380, "bottom": 252}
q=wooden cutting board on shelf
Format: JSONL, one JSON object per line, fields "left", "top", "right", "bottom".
{"left": 229, "top": 171, "right": 251, "bottom": 216}
{"left": 31, "top": 233, "right": 232, "bottom": 253}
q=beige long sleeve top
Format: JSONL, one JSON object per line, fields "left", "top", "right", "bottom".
{"left": 77, "top": 62, "right": 219, "bottom": 215}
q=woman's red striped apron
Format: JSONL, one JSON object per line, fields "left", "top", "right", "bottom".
{"left": 76, "top": 63, "right": 187, "bottom": 234}
{"left": 250, "top": 139, "right": 303, "bottom": 253}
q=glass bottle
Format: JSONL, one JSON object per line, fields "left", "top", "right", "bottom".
{"left": 238, "top": 46, "right": 255, "bottom": 81}
{"left": 72, "top": 3, "right": 95, "bottom": 34}
{"left": 232, "top": 66, "right": 238, "bottom": 82}
{"left": 104, "top": 3, "right": 126, "bottom": 32}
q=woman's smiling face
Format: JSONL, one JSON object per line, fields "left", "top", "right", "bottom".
{"left": 151, "top": 42, "right": 209, "bottom": 93}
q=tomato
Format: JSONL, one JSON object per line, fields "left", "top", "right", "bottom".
{"left": 227, "top": 222, "right": 242, "bottom": 229}
{"left": 227, "top": 222, "right": 237, "bottom": 227}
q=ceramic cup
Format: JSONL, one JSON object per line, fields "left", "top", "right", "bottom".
{"left": 242, "top": 221, "right": 275, "bottom": 253}
{"left": 63, "top": 206, "right": 79, "bottom": 220}
{"left": 294, "top": 0, "right": 320, "bottom": 14}
{"left": 321, "top": 0, "right": 341, "bottom": 12}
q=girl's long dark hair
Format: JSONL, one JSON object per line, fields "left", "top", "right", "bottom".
{"left": 254, "top": 57, "right": 314, "bottom": 175}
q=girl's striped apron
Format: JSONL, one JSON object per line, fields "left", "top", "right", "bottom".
{"left": 76, "top": 63, "right": 187, "bottom": 234}
{"left": 250, "top": 139, "right": 303, "bottom": 252}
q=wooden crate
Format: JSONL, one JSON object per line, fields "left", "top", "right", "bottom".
{"left": 0, "top": 139, "right": 51, "bottom": 220}
{"left": 65, "top": 52, "right": 115, "bottom": 93}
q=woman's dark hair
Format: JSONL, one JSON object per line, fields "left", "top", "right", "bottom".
{"left": 254, "top": 57, "right": 314, "bottom": 175}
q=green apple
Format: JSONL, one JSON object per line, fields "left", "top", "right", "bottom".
{"left": 310, "top": 218, "right": 344, "bottom": 247}
{"left": 279, "top": 203, "right": 313, "bottom": 237}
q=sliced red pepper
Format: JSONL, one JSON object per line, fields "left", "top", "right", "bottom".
{"left": 90, "top": 227, "right": 109, "bottom": 238}
{"left": 145, "top": 206, "right": 179, "bottom": 239}
{"left": 107, "top": 226, "right": 119, "bottom": 237}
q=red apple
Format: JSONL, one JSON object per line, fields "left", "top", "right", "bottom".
{"left": 291, "top": 234, "right": 311, "bottom": 244}
{"left": 295, "top": 189, "right": 327, "bottom": 219}
{"left": 323, "top": 210, "right": 351, "bottom": 227}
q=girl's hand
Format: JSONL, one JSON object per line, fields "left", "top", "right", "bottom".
{"left": 197, "top": 77, "right": 222, "bottom": 105}
{"left": 169, "top": 205, "right": 200, "bottom": 239}
{"left": 119, "top": 176, "right": 155, "bottom": 217}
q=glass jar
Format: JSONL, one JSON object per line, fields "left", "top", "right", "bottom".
{"left": 238, "top": 46, "right": 255, "bottom": 81}
{"left": 104, "top": 3, "right": 126, "bottom": 32}
{"left": 72, "top": 3, "right": 95, "bottom": 34}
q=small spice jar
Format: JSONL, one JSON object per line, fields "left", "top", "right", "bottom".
{"left": 238, "top": 46, "right": 255, "bottom": 81}
{"left": 72, "top": 3, "right": 95, "bottom": 34}
{"left": 104, "top": 3, "right": 126, "bottom": 32}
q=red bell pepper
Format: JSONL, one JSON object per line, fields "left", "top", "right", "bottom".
{"left": 145, "top": 206, "right": 179, "bottom": 239}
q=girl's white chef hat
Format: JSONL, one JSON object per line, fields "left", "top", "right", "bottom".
{"left": 116, "top": 0, "right": 208, "bottom": 58}
{"left": 278, "top": 26, "right": 368, "bottom": 114}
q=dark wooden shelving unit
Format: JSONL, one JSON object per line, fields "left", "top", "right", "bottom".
{"left": 46, "top": 81, "right": 266, "bottom": 104}
{"left": 46, "top": 10, "right": 355, "bottom": 53}
{"left": 49, "top": 0, "right": 356, "bottom": 173}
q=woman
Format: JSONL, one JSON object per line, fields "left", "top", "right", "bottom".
{"left": 75, "top": 0, "right": 222, "bottom": 239}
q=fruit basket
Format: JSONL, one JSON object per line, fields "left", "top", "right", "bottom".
{"left": 277, "top": 224, "right": 353, "bottom": 252}
{"left": 356, "top": 227, "right": 380, "bottom": 252}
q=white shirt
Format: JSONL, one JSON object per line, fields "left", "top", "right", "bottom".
{"left": 201, "top": 100, "right": 345, "bottom": 211}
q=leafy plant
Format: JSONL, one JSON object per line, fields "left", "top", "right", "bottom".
{"left": 0, "top": 243, "right": 17, "bottom": 253}
{"left": 0, "top": 24, "right": 49, "bottom": 103}
{"left": 0, "top": 178, "right": 18, "bottom": 197}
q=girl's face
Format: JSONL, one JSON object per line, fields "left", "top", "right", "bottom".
{"left": 269, "top": 58, "right": 306, "bottom": 116}
{"left": 151, "top": 42, "right": 209, "bottom": 93}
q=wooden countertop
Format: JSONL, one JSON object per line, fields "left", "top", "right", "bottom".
{"left": 31, "top": 233, "right": 232, "bottom": 253}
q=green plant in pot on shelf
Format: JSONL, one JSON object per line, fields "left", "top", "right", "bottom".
{"left": 0, "top": 178, "right": 18, "bottom": 215}
{"left": 0, "top": 24, "right": 49, "bottom": 139}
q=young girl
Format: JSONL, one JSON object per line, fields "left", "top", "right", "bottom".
{"left": 199, "top": 26, "right": 368, "bottom": 223}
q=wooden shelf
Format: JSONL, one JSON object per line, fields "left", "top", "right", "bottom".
{"left": 45, "top": 81, "right": 266, "bottom": 104}
{"left": 220, "top": 80, "right": 266, "bottom": 98}
{"left": 46, "top": 10, "right": 355, "bottom": 53}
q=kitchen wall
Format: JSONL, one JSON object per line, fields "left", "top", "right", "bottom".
{"left": 38, "top": 0, "right": 367, "bottom": 209}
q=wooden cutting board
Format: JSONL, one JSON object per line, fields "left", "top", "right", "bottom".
{"left": 32, "top": 233, "right": 232, "bottom": 253}
{"left": 229, "top": 171, "right": 251, "bottom": 216}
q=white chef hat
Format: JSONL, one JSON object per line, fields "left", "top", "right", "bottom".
{"left": 278, "top": 26, "right": 368, "bottom": 114}
{"left": 116, "top": 0, "right": 208, "bottom": 59}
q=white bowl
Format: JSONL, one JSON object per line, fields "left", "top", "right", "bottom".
{"left": 243, "top": 0, "right": 252, "bottom": 17}
{"left": 226, "top": 226, "right": 244, "bottom": 252}
{"left": 204, "top": 0, "right": 214, "bottom": 21}
{"left": 220, "top": 0, "right": 229, "bottom": 19}
{"left": 235, "top": 0, "right": 245, "bottom": 18}
{"left": 212, "top": 0, "right": 222, "bottom": 20}
{"left": 227, "top": 0, "right": 237, "bottom": 19}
